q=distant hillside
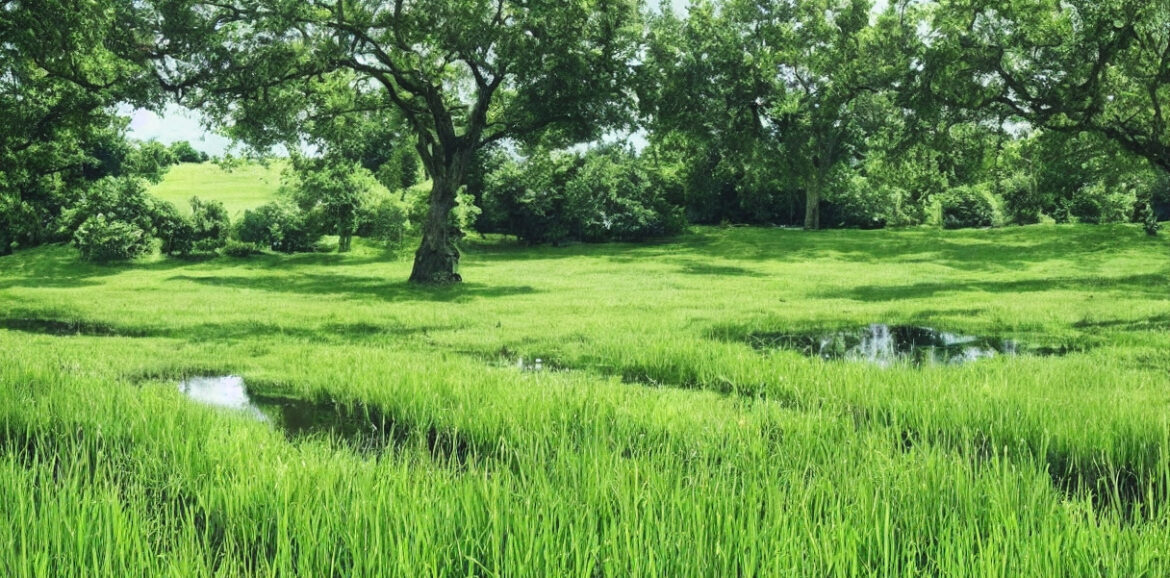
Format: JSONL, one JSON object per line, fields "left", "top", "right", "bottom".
{"left": 150, "top": 161, "right": 286, "bottom": 217}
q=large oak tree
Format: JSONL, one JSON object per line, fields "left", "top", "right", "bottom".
{"left": 138, "top": 0, "right": 642, "bottom": 282}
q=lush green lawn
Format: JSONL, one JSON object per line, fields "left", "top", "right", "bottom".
{"left": 148, "top": 161, "right": 286, "bottom": 217}
{"left": 1, "top": 223, "right": 1169, "bottom": 576}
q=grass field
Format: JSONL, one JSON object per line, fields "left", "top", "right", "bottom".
{"left": 2, "top": 180, "right": 1170, "bottom": 574}
{"left": 148, "top": 161, "right": 286, "bottom": 217}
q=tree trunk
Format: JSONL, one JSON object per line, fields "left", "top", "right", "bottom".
{"left": 409, "top": 151, "right": 471, "bottom": 283}
{"left": 804, "top": 181, "right": 821, "bottom": 230}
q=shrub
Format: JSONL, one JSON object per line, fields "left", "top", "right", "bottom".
{"left": 285, "top": 157, "right": 387, "bottom": 252}
{"left": 156, "top": 201, "right": 196, "bottom": 256}
{"left": 821, "top": 175, "right": 900, "bottom": 229}
{"left": 999, "top": 174, "right": 1047, "bottom": 225}
{"left": 358, "top": 195, "right": 412, "bottom": 246}
{"left": 73, "top": 214, "right": 151, "bottom": 263}
{"left": 1068, "top": 182, "right": 1136, "bottom": 224}
{"left": 479, "top": 146, "right": 685, "bottom": 245}
{"left": 61, "top": 177, "right": 162, "bottom": 237}
{"left": 235, "top": 200, "right": 317, "bottom": 253}
{"left": 189, "top": 197, "right": 230, "bottom": 252}
{"left": 940, "top": 185, "right": 1001, "bottom": 229}
{"left": 221, "top": 239, "right": 260, "bottom": 257}
{"left": 169, "top": 141, "right": 209, "bottom": 164}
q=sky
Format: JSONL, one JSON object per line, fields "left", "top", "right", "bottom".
{"left": 126, "top": 104, "right": 233, "bottom": 156}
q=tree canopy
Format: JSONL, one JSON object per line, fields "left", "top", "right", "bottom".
{"left": 138, "top": 0, "right": 643, "bottom": 281}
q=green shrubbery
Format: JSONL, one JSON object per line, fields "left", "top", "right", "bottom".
{"left": 221, "top": 239, "right": 260, "bottom": 257}
{"left": 158, "top": 197, "right": 231, "bottom": 256}
{"left": 236, "top": 200, "right": 318, "bottom": 253}
{"left": 357, "top": 195, "right": 413, "bottom": 247}
{"left": 476, "top": 146, "right": 685, "bottom": 245}
{"left": 73, "top": 214, "right": 152, "bottom": 262}
{"left": 940, "top": 185, "right": 1001, "bottom": 229}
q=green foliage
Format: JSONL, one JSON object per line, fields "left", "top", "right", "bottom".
{"left": 0, "top": 0, "right": 157, "bottom": 253}
{"left": 940, "top": 185, "right": 1001, "bottom": 230}
{"left": 72, "top": 214, "right": 152, "bottom": 263}
{"left": 284, "top": 157, "right": 387, "bottom": 253}
{"left": 60, "top": 178, "right": 165, "bottom": 239}
{"left": 1000, "top": 174, "right": 1047, "bottom": 226}
{"left": 1069, "top": 183, "right": 1137, "bottom": 225}
{"left": 124, "top": 141, "right": 177, "bottom": 184}
{"left": 169, "top": 141, "right": 209, "bottom": 164}
{"left": 221, "top": 239, "right": 260, "bottom": 258}
{"left": 236, "top": 200, "right": 317, "bottom": 254}
{"left": 479, "top": 147, "right": 684, "bottom": 245}
{"left": 357, "top": 195, "right": 413, "bottom": 247}
{"left": 155, "top": 200, "right": 196, "bottom": 256}
{"left": 822, "top": 175, "right": 901, "bottom": 229}
{"left": 930, "top": 0, "right": 1170, "bottom": 175}
{"left": 188, "top": 197, "right": 231, "bottom": 252}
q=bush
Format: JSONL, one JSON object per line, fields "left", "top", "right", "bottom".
{"left": 61, "top": 177, "right": 163, "bottom": 237}
{"left": 358, "top": 195, "right": 412, "bottom": 246}
{"left": 189, "top": 197, "right": 230, "bottom": 252}
{"left": 999, "top": 174, "right": 1047, "bottom": 225}
{"left": 221, "top": 239, "right": 260, "bottom": 257}
{"left": 940, "top": 185, "right": 1001, "bottom": 229}
{"left": 1068, "top": 182, "right": 1136, "bottom": 224}
{"left": 235, "top": 200, "right": 318, "bottom": 253}
{"left": 169, "top": 141, "right": 209, "bottom": 164}
{"left": 156, "top": 201, "right": 196, "bottom": 256}
{"left": 478, "top": 147, "right": 685, "bottom": 245}
{"left": 821, "top": 175, "right": 900, "bottom": 229}
{"left": 156, "top": 196, "right": 231, "bottom": 256}
{"left": 73, "top": 214, "right": 152, "bottom": 263}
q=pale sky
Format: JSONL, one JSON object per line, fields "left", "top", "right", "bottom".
{"left": 126, "top": 104, "right": 233, "bottom": 156}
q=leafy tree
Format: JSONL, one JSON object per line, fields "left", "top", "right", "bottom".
{"left": 640, "top": 0, "right": 916, "bottom": 229}
{"left": 285, "top": 156, "right": 385, "bottom": 253}
{"left": 929, "top": 1, "right": 1170, "bottom": 175}
{"left": 140, "top": 0, "right": 642, "bottom": 282}
{"left": 0, "top": 0, "right": 155, "bottom": 254}
{"left": 125, "top": 141, "right": 178, "bottom": 183}
{"left": 169, "top": 141, "right": 210, "bottom": 163}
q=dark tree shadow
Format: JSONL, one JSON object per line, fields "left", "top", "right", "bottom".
{"left": 825, "top": 272, "right": 1170, "bottom": 302}
{"left": 168, "top": 274, "right": 537, "bottom": 303}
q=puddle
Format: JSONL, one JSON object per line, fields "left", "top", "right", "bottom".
{"left": 179, "top": 376, "right": 269, "bottom": 421}
{"left": 178, "top": 376, "right": 386, "bottom": 452}
{"left": 747, "top": 324, "right": 1066, "bottom": 367}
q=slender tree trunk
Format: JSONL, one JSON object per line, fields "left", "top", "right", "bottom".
{"left": 409, "top": 148, "right": 472, "bottom": 283}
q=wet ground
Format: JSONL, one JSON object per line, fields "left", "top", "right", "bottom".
{"left": 747, "top": 324, "right": 1070, "bottom": 367}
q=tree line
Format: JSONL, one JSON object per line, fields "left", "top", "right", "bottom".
{"left": 1, "top": 0, "right": 1167, "bottom": 282}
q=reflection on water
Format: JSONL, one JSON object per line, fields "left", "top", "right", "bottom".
{"left": 751, "top": 324, "right": 1061, "bottom": 367}
{"left": 178, "top": 376, "right": 269, "bottom": 421}
{"left": 177, "top": 376, "right": 386, "bottom": 452}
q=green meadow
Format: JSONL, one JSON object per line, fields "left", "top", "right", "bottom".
{"left": 2, "top": 168, "right": 1170, "bottom": 575}
{"left": 148, "top": 162, "right": 286, "bottom": 218}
